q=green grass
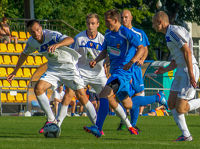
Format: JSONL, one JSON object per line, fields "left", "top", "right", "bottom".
{"left": 0, "top": 115, "right": 200, "bottom": 149}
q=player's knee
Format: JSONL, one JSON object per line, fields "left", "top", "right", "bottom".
{"left": 34, "top": 84, "right": 45, "bottom": 96}
{"left": 176, "top": 106, "right": 187, "bottom": 114}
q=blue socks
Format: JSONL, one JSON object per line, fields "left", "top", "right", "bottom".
{"left": 95, "top": 98, "right": 109, "bottom": 131}
{"left": 130, "top": 95, "right": 158, "bottom": 126}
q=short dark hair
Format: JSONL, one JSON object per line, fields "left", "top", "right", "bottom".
{"left": 104, "top": 9, "right": 121, "bottom": 22}
{"left": 26, "top": 19, "right": 40, "bottom": 28}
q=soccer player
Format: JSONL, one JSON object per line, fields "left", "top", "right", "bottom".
{"left": 153, "top": 11, "right": 200, "bottom": 141}
{"left": 56, "top": 13, "right": 107, "bottom": 130}
{"left": 142, "top": 105, "right": 169, "bottom": 116}
{"left": 116, "top": 9, "right": 150, "bottom": 131}
{"left": 7, "top": 20, "right": 97, "bottom": 133}
{"left": 84, "top": 9, "right": 168, "bottom": 138}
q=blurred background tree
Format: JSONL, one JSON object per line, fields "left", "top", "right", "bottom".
{"left": 1, "top": 0, "right": 200, "bottom": 60}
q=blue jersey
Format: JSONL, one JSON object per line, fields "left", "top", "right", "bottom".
{"left": 130, "top": 27, "right": 150, "bottom": 96}
{"left": 103, "top": 25, "right": 142, "bottom": 100}
{"left": 103, "top": 25, "right": 142, "bottom": 75}
{"left": 131, "top": 27, "right": 150, "bottom": 47}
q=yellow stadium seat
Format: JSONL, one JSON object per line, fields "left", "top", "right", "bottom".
{"left": 16, "top": 93, "right": 24, "bottom": 103}
{"left": 16, "top": 68, "right": 23, "bottom": 78}
{"left": 26, "top": 56, "right": 35, "bottom": 65}
{"left": 19, "top": 31, "right": 27, "bottom": 40}
{"left": 10, "top": 80, "right": 19, "bottom": 90}
{"left": 0, "top": 55, "right": 3, "bottom": 64}
{"left": 7, "top": 92, "right": 15, "bottom": 102}
{"left": 23, "top": 93, "right": 27, "bottom": 102}
{"left": 0, "top": 80, "right": 2, "bottom": 87}
{"left": 22, "top": 43, "right": 26, "bottom": 50}
{"left": 34, "top": 56, "right": 43, "bottom": 65}
{"left": 0, "top": 43, "right": 8, "bottom": 52}
{"left": 42, "top": 56, "right": 48, "bottom": 63}
{"left": 31, "top": 68, "right": 37, "bottom": 75}
{"left": 23, "top": 68, "right": 31, "bottom": 78}
{"left": 11, "top": 31, "right": 19, "bottom": 38}
{"left": 7, "top": 43, "right": 15, "bottom": 53}
{"left": 0, "top": 67, "right": 7, "bottom": 77}
{"left": 18, "top": 80, "right": 27, "bottom": 90}
{"left": 27, "top": 32, "right": 31, "bottom": 39}
{"left": 2, "top": 80, "right": 10, "bottom": 89}
{"left": 15, "top": 44, "right": 23, "bottom": 53}
{"left": 7, "top": 67, "right": 14, "bottom": 76}
{"left": 3, "top": 55, "right": 11, "bottom": 65}
{"left": 1, "top": 93, "right": 7, "bottom": 102}
{"left": 11, "top": 55, "right": 19, "bottom": 65}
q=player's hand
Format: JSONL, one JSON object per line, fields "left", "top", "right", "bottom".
{"left": 7, "top": 73, "right": 16, "bottom": 84}
{"left": 154, "top": 67, "right": 166, "bottom": 74}
{"left": 137, "top": 59, "right": 144, "bottom": 66}
{"left": 48, "top": 43, "right": 60, "bottom": 53}
{"left": 89, "top": 60, "right": 97, "bottom": 68}
{"left": 123, "top": 61, "right": 133, "bottom": 70}
{"left": 190, "top": 76, "right": 197, "bottom": 88}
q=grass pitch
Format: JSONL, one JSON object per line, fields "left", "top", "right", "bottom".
{"left": 0, "top": 115, "right": 200, "bottom": 149}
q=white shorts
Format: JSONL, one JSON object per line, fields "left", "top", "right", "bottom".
{"left": 40, "top": 64, "right": 85, "bottom": 91}
{"left": 171, "top": 64, "right": 199, "bottom": 100}
{"left": 83, "top": 76, "right": 107, "bottom": 94}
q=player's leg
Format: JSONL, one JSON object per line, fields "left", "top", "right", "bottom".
{"left": 34, "top": 80, "right": 55, "bottom": 121}
{"left": 57, "top": 87, "right": 74, "bottom": 127}
{"left": 75, "top": 88, "right": 97, "bottom": 125}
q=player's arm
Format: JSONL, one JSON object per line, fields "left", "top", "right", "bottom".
{"left": 181, "top": 43, "right": 197, "bottom": 88}
{"left": 7, "top": 52, "right": 28, "bottom": 83}
{"left": 90, "top": 49, "right": 107, "bottom": 68}
{"left": 54, "top": 97, "right": 62, "bottom": 103}
{"left": 123, "top": 44, "right": 145, "bottom": 70}
{"left": 137, "top": 46, "right": 148, "bottom": 65}
{"left": 155, "top": 60, "right": 177, "bottom": 74}
{"left": 48, "top": 36, "right": 74, "bottom": 53}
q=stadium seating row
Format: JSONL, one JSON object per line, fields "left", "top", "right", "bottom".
{"left": 0, "top": 55, "right": 47, "bottom": 65}
{"left": 1, "top": 92, "right": 27, "bottom": 103}
{"left": 0, "top": 80, "right": 29, "bottom": 89}
{"left": 0, "top": 67, "right": 37, "bottom": 78}
{"left": 0, "top": 43, "right": 26, "bottom": 53}
{"left": 11, "top": 31, "right": 31, "bottom": 41}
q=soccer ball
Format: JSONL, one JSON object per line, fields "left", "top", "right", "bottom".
{"left": 43, "top": 123, "right": 61, "bottom": 138}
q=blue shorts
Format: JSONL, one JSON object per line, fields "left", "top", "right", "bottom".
{"left": 130, "top": 66, "right": 144, "bottom": 96}
{"left": 106, "top": 73, "right": 134, "bottom": 101}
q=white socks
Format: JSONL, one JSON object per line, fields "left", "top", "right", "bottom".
{"left": 171, "top": 108, "right": 190, "bottom": 137}
{"left": 188, "top": 99, "right": 200, "bottom": 111}
{"left": 57, "top": 105, "right": 69, "bottom": 127}
{"left": 84, "top": 101, "right": 97, "bottom": 125}
{"left": 37, "top": 93, "right": 55, "bottom": 122}
{"left": 114, "top": 104, "right": 132, "bottom": 128}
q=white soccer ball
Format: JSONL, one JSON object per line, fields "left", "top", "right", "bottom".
{"left": 43, "top": 123, "right": 61, "bottom": 138}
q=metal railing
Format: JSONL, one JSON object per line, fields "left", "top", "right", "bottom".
{"left": 8, "top": 18, "right": 80, "bottom": 37}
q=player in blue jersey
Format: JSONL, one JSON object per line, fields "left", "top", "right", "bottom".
{"left": 116, "top": 9, "right": 150, "bottom": 131}
{"left": 84, "top": 9, "right": 168, "bottom": 138}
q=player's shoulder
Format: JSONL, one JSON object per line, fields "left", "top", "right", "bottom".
{"left": 168, "top": 25, "right": 187, "bottom": 35}
{"left": 74, "top": 30, "right": 87, "bottom": 40}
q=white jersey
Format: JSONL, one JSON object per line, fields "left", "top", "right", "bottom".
{"left": 165, "top": 25, "right": 197, "bottom": 67}
{"left": 71, "top": 30, "right": 106, "bottom": 79}
{"left": 24, "top": 29, "right": 81, "bottom": 69}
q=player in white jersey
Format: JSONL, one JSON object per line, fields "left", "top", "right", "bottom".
{"left": 56, "top": 13, "right": 107, "bottom": 129}
{"left": 153, "top": 11, "right": 200, "bottom": 141}
{"left": 7, "top": 20, "right": 97, "bottom": 133}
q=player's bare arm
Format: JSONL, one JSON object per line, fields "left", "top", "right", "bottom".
{"left": 181, "top": 43, "right": 197, "bottom": 88}
{"left": 90, "top": 49, "right": 107, "bottom": 68}
{"left": 123, "top": 45, "right": 145, "bottom": 70}
{"left": 7, "top": 53, "right": 28, "bottom": 83}
{"left": 137, "top": 46, "right": 148, "bottom": 65}
{"left": 48, "top": 36, "right": 74, "bottom": 53}
{"left": 154, "top": 60, "right": 177, "bottom": 74}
